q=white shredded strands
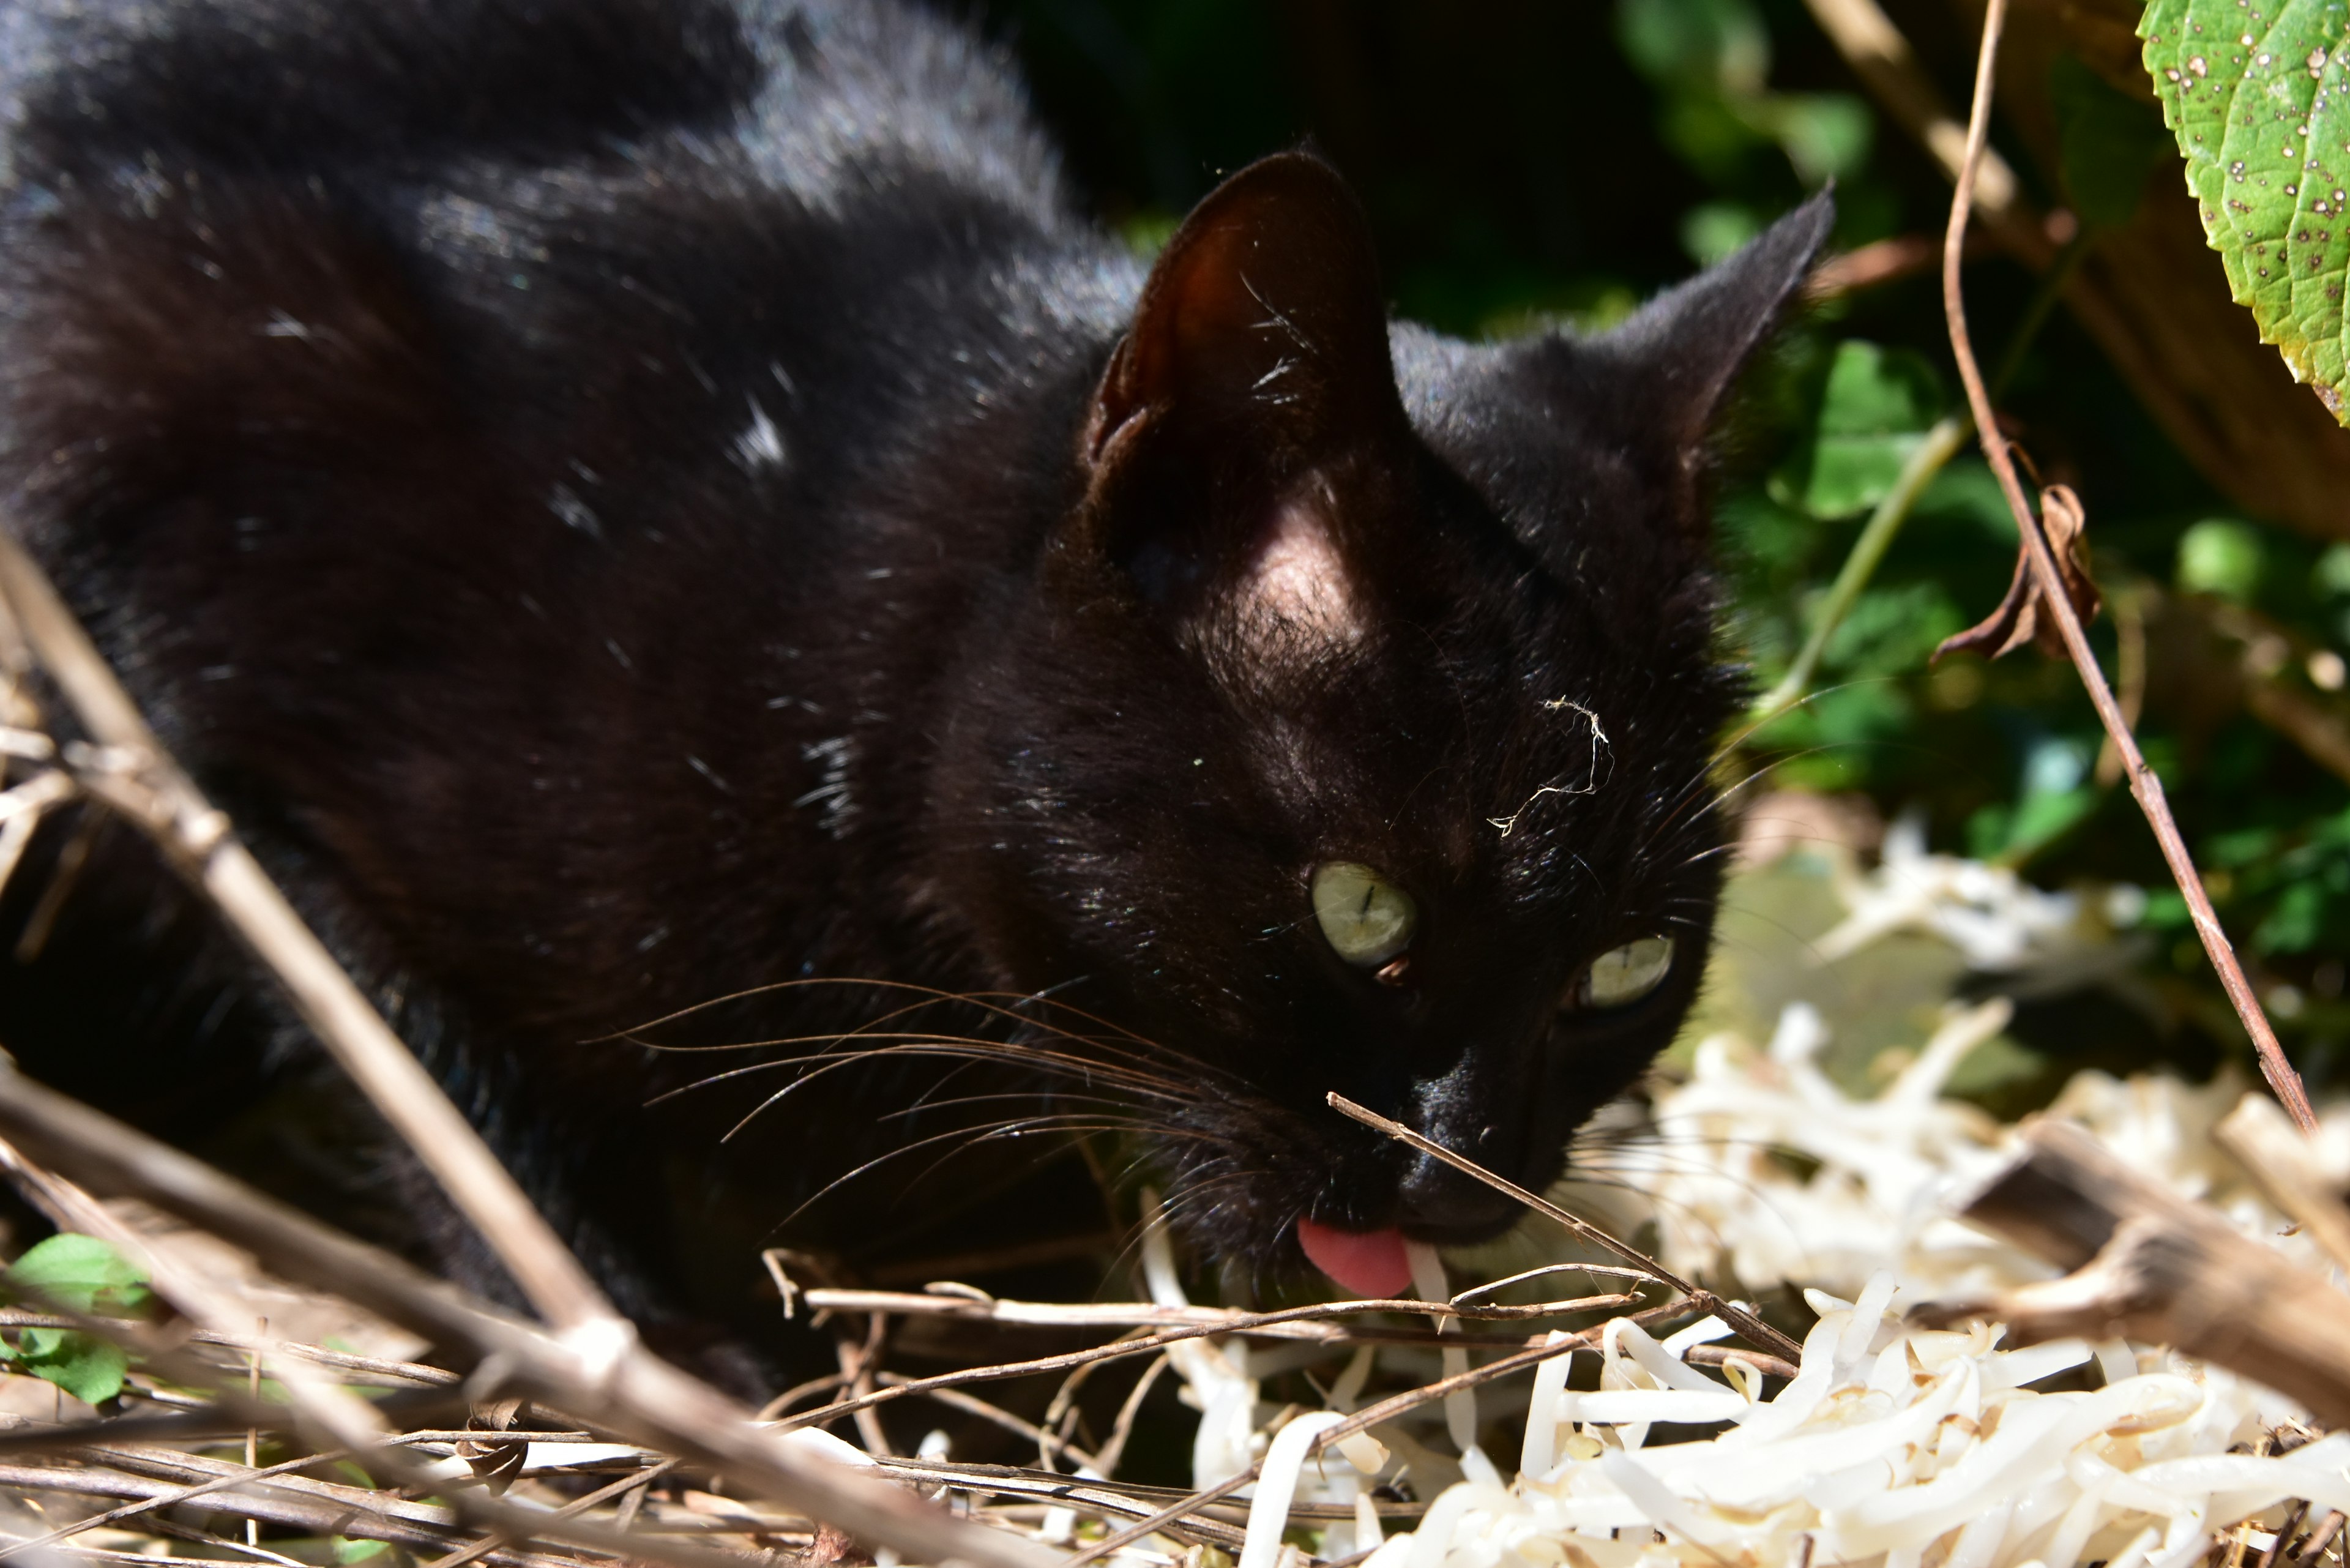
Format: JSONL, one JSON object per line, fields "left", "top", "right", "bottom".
{"left": 1365, "top": 1274, "right": 2340, "bottom": 1568}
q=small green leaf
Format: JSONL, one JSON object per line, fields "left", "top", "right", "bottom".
{"left": 1792, "top": 341, "right": 1946, "bottom": 518}
{"left": 1744, "top": 92, "right": 1874, "bottom": 184}
{"left": 2141, "top": 0, "right": 2350, "bottom": 418}
{"left": 13, "top": 1331, "right": 129, "bottom": 1404}
{"left": 2052, "top": 54, "right": 2170, "bottom": 229}
{"left": 1682, "top": 202, "right": 1763, "bottom": 266}
{"left": 7, "top": 1235, "right": 151, "bottom": 1318}
{"left": 2, "top": 1236, "right": 149, "bottom": 1403}
{"left": 1617, "top": 0, "right": 1769, "bottom": 94}
{"left": 2318, "top": 540, "right": 2350, "bottom": 592}
{"left": 334, "top": 1538, "right": 391, "bottom": 1564}
{"left": 2177, "top": 517, "right": 2266, "bottom": 599}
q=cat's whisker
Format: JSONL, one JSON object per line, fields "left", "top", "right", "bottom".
{"left": 608, "top": 984, "right": 1164, "bottom": 1094}
{"left": 710, "top": 1047, "right": 1201, "bottom": 1143}
{"left": 1630, "top": 715, "right": 1878, "bottom": 875}
{"left": 767, "top": 1110, "right": 1231, "bottom": 1233}
{"left": 644, "top": 1031, "right": 1162, "bottom": 1107}
{"left": 653, "top": 1031, "right": 1205, "bottom": 1116}
{"left": 876, "top": 1088, "right": 1151, "bottom": 1126}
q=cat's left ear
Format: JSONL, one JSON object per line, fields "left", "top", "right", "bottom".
{"left": 1083, "top": 151, "right": 1405, "bottom": 470}
{"left": 1600, "top": 189, "right": 1835, "bottom": 446}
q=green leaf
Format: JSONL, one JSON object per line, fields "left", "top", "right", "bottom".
{"left": 1617, "top": 0, "right": 1769, "bottom": 94}
{"left": 1791, "top": 341, "right": 1946, "bottom": 517}
{"left": 1682, "top": 202, "right": 1763, "bottom": 266}
{"left": 1743, "top": 92, "right": 1874, "bottom": 184}
{"left": 12, "top": 1330, "right": 129, "bottom": 1404}
{"left": 7, "top": 1235, "right": 151, "bottom": 1318}
{"left": 2318, "top": 540, "right": 2350, "bottom": 592}
{"left": 2053, "top": 54, "right": 2171, "bottom": 229}
{"left": 2177, "top": 517, "right": 2266, "bottom": 599}
{"left": 2141, "top": 0, "right": 2350, "bottom": 418}
{"left": 1, "top": 1237, "right": 148, "bottom": 1405}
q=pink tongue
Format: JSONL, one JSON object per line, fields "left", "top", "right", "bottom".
{"left": 1296, "top": 1219, "right": 1412, "bottom": 1298}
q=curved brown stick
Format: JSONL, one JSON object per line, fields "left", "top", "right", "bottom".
{"left": 1938, "top": 0, "right": 2318, "bottom": 1133}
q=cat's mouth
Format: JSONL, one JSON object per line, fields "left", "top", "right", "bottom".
{"left": 1294, "top": 1217, "right": 1413, "bottom": 1297}
{"left": 1285, "top": 1121, "right": 1551, "bottom": 1295}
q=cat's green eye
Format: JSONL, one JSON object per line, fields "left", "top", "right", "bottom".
{"left": 1575, "top": 936, "right": 1676, "bottom": 1009}
{"left": 1311, "top": 861, "right": 1417, "bottom": 968}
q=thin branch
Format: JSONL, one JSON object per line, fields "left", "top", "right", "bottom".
{"left": 1751, "top": 411, "right": 1972, "bottom": 726}
{"left": 800, "top": 1286, "right": 1639, "bottom": 1332}
{"left": 0, "top": 1446, "right": 358, "bottom": 1562}
{"left": 1800, "top": 0, "right": 2031, "bottom": 236}
{"left": 778, "top": 1283, "right": 1637, "bottom": 1431}
{"left": 0, "top": 1139, "right": 756, "bottom": 1568}
{"left": 0, "top": 1312, "right": 458, "bottom": 1386}
{"left": 1323, "top": 1093, "right": 1804, "bottom": 1363}
{"left": 423, "top": 1458, "right": 685, "bottom": 1568}
{"left": 0, "top": 525, "right": 624, "bottom": 1341}
{"left": 1087, "top": 1351, "right": 1171, "bottom": 1479}
{"left": 1936, "top": 0, "right": 2319, "bottom": 1133}
{"left": 1805, "top": 234, "right": 1940, "bottom": 299}
{"left": 1059, "top": 1325, "right": 1616, "bottom": 1568}
{"left": 873, "top": 1376, "right": 1100, "bottom": 1472}
{"left": 0, "top": 1061, "right": 1054, "bottom": 1568}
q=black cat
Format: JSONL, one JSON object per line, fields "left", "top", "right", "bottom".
{"left": 0, "top": 0, "right": 1827, "bottom": 1386}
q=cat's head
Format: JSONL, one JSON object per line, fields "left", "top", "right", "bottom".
{"left": 934, "top": 152, "right": 1829, "bottom": 1288}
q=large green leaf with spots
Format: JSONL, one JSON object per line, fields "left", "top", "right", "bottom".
{"left": 2143, "top": 0, "right": 2350, "bottom": 420}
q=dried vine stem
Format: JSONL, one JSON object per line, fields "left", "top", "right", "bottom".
{"left": 800, "top": 1285, "right": 1639, "bottom": 1332}
{"left": 1939, "top": 0, "right": 2319, "bottom": 1133}
{"left": 1061, "top": 1326, "right": 1609, "bottom": 1568}
{"left": 0, "top": 1006, "right": 1052, "bottom": 1568}
{"left": 0, "top": 1138, "right": 748, "bottom": 1568}
{"left": 1324, "top": 1092, "right": 1804, "bottom": 1364}
{"left": 0, "top": 525, "right": 624, "bottom": 1337}
{"left": 777, "top": 1282, "right": 1627, "bottom": 1433}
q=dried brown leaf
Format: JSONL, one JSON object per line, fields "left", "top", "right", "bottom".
{"left": 1936, "top": 483, "right": 2101, "bottom": 662}
{"left": 458, "top": 1395, "right": 531, "bottom": 1494}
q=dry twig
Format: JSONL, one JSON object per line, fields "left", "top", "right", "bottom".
{"left": 0, "top": 1061, "right": 1053, "bottom": 1568}
{"left": 1323, "top": 1093, "right": 1802, "bottom": 1363}
{"left": 1925, "top": 1118, "right": 2350, "bottom": 1422}
{"left": 0, "top": 529, "right": 625, "bottom": 1343}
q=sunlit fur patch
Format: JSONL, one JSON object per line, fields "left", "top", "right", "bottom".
{"left": 1231, "top": 495, "right": 1362, "bottom": 651}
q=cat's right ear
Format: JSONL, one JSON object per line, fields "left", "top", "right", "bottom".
{"left": 1082, "top": 151, "right": 1405, "bottom": 474}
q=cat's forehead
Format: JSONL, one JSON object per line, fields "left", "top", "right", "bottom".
{"left": 1210, "top": 533, "right": 1713, "bottom": 876}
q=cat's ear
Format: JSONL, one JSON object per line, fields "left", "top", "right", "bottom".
{"left": 1084, "top": 151, "right": 1404, "bottom": 469}
{"left": 1598, "top": 189, "right": 1834, "bottom": 445}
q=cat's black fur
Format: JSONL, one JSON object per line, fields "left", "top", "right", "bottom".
{"left": 0, "top": 0, "right": 1827, "bottom": 1386}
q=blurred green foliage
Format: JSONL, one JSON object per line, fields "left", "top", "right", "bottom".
{"left": 978, "top": 0, "right": 2350, "bottom": 1093}
{"left": 0, "top": 1233, "right": 151, "bottom": 1403}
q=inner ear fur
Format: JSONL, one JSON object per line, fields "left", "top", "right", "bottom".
{"left": 1084, "top": 151, "right": 1406, "bottom": 472}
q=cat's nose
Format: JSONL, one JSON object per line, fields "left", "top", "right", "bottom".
{"left": 1392, "top": 1152, "right": 1520, "bottom": 1236}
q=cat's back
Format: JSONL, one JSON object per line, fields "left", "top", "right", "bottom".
{"left": 0, "top": 0, "right": 1117, "bottom": 1083}
{"left": 0, "top": 0, "right": 1111, "bottom": 636}
{"left": 0, "top": 0, "right": 1066, "bottom": 212}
